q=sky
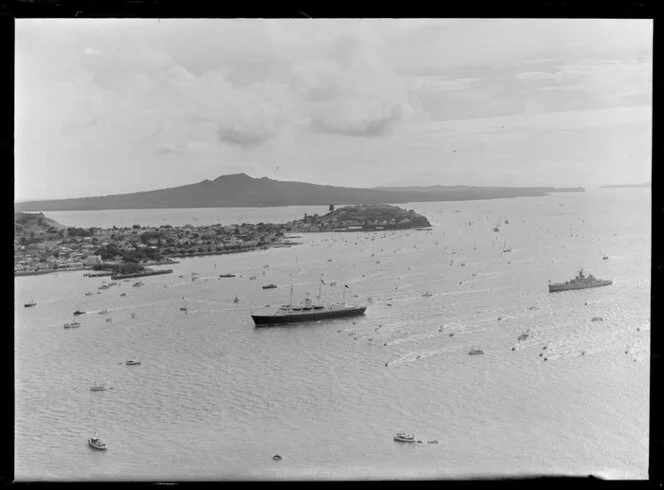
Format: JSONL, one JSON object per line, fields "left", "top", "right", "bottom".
{"left": 15, "top": 19, "right": 652, "bottom": 201}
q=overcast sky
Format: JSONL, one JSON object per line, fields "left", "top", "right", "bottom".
{"left": 15, "top": 19, "right": 652, "bottom": 201}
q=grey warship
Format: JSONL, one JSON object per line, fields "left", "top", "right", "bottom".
{"left": 548, "top": 269, "right": 612, "bottom": 293}
{"left": 251, "top": 284, "right": 366, "bottom": 326}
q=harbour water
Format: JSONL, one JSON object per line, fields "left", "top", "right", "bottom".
{"left": 15, "top": 189, "right": 650, "bottom": 480}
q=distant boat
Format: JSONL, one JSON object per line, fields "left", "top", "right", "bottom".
{"left": 64, "top": 321, "right": 81, "bottom": 329}
{"left": 469, "top": 347, "right": 484, "bottom": 355}
{"left": 120, "top": 293, "right": 127, "bottom": 296}
{"left": 24, "top": 299, "right": 37, "bottom": 308}
{"left": 125, "top": 360, "right": 141, "bottom": 366}
{"left": 548, "top": 269, "right": 612, "bottom": 293}
{"left": 262, "top": 284, "right": 277, "bottom": 289}
{"left": 179, "top": 306, "right": 188, "bottom": 312}
{"left": 233, "top": 296, "right": 240, "bottom": 303}
{"left": 98, "top": 309, "right": 109, "bottom": 315}
{"left": 422, "top": 291, "right": 433, "bottom": 297}
{"left": 73, "top": 310, "right": 86, "bottom": 316}
{"left": 219, "top": 274, "right": 236, "bottom": 278}
{"left": 90, "top": 382, "right": 109, "bottom": 391}
{"left": 85, "top": 291, "right": 95, "bottom": 296}
{"left": 394, "top": 432, "right": 416, "bottom": 443}
{"left": 249, "top": 276, "right": 257, "bottom": 280}
{"left": 602, "top": 256, "right": 609, "bottom": 260}
{"left": 132, "top": 281, "right": 144, "bottom": 287}
{"left": 88, "top": 432, "right": 107, "bottom": 450}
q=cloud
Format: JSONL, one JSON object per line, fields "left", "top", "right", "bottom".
{"left": 291, "top": 31, "right": 408, "bottom": 138}
{"left": 517, "top": 71, "right": 556, "bottom": 81}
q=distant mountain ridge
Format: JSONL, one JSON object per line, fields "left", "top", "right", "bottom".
{"left": 599, "top": 182, "right": 651, "bottom": 189}
{"left": 14, "top": 173, "right": 586, "bottom": 212}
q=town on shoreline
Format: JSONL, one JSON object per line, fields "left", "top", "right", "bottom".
{"left": 14, "top": 204, "right": 432, "bottom": 276}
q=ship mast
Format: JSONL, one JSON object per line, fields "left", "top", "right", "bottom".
{"left": 289, "top": 284, "right": 294, "bottom": 308}
{"left": 317, "top": 278, "right": 323, "bottom": 303}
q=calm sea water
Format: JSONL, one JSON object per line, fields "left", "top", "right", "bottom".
{"left": 15, "top": 189, "right": 650, "bottom": 481}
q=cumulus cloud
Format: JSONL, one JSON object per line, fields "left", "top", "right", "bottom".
{"left": 291, "top": 32, "right": 408, "bottom": 137}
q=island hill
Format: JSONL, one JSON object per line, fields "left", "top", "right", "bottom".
{"left": 14, "top": 204, "right": 431, "bottom": 276}
{"left": 14, "top": 173, "right": 585, "bottom": 212}
{"left": 288, "top": 204, "right": 431, "bottom": 232}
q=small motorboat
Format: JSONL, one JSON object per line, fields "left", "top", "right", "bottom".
{"left": 469, "top": 347, "right": 484, "bottom": 355}
{"left": 262, "top": 284, "right": 277, "bottom": 289}
{"left": 90, "top": 382, "right": 109, "bottom": 391}
{"left": 249, "top": 276, "right": 257, "bottom": 281}
{"left": 219, "top": 274, "right": 236, "bottom": 278}
{"left": 120, "top": 293, "right": 127, "bottom": 296}
{"left": 64, "top": 322, "right": 81, "bottom": 329}
{"left": 126, "top": 360, "right": 141, "bottom": 366}
{"left": 132, "top": 281, "right": 144, "bottom": 287}
{"left": 73, "top": 310, "right": 86, "bottom": 316}
{"left": 24, "top": 299, "right": 37, "bottom": 308}
{"left": 179, "top": 306, "right": 188, "bottom": 312}
{"left": 422, "top": 291, "right": 432, "bottom": 297}
{"left": 272, "top": 454, "right": 282, "bottom": 462}
{"left": 98, "top": 309, "right": 109, "bottom": 315}
{"left": 394, "top": 432, "right": 416, "bottom": 443}
{"left": 233, "top": 296, "right": 239, "bottom": 303}
{"left": 602, "top": 256, "right": 609, "bottom": 260}
{"left": 85, "top": 291, "right": 95, "bottom": 296}
{"left": 88, "top": 432, "right": 107, "bottom": 450}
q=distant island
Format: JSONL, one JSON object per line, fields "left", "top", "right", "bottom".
{"left": 14, "top": 204, "right": 431, "bottom": 276}
{"left": 14, "top": 173, "right": 585, "bottom": 212}
{"left": 599, "top": 182, "right": 651, "bottom": 189}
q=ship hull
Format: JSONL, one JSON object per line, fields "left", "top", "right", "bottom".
{"left": 548, "top": 280, "right": 612, "bottom": 293}
{"left": 252, "top": 306, "right": 366, "bottom": 326}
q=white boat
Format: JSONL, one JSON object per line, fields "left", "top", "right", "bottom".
{"left": 394, "top": 432, "right": 416, "bottom": 443}
{"left": 63, "top": 321, "right": 81, "bottom": 329}
{"left": 88, "top": 432, "right": 107, "bottom": 450}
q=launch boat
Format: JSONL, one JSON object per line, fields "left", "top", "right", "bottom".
{"left": 548, "top": 269, "right": 612, "bottom": 293}
{"left": 251, "top": 284, "right": 366, "bottom": 326}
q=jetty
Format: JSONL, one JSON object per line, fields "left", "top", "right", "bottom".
{"left": 111, "top": 269, "right": 173, "bottom": 280}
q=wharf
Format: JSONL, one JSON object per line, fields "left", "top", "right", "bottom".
{"left": 110, "top": 269, "right": 173, "bottom": 280}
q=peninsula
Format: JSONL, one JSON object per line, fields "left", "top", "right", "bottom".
{"left": 15, "top": 204, "right": 430, "bottom": 275}
{"left": 288, "top": 204, "right": 431, "bottom": 232}
{"left": 599, "top": 182, "right": 651, "bottom": 189}
{"left": 14, "top": 173, "right": 585, "bottom": 212}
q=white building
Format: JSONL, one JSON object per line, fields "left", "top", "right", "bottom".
{"left": 82, "top": 255, "right": 102, "bottom": 266}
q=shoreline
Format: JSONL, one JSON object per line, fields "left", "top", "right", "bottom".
{"left": 14, "top": 246, "right": 297, "bottom": 278}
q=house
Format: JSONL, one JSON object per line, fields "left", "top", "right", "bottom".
{"left": 83, "top": 255, "right": 102, "bottom": 266}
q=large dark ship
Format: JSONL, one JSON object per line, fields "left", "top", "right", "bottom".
{"left": 548, "top": 269, "right": 612, "bottom": 293}
{"left": 251, "top": 283, "right": 366, "bottom": 326}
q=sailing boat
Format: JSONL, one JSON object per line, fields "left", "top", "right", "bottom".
{"left": 24, "top": 299, "right": 37, "bottom": 307}
{"left": 493, "top": 218, "right": 501, "bottom": 233}
{"left": 502, "top": 241, "right": 512, "bottom": 254}
{"left": 180, "top": 297, "right": 188, "bottom": 312}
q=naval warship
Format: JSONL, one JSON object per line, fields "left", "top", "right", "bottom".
{"left": 548, "top": 269, "right": 612, "bottom": 293}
